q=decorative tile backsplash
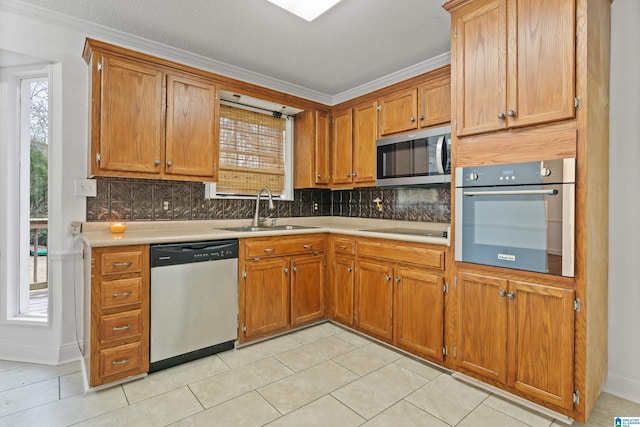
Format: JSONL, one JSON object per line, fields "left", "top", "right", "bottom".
{"left": 86, "top": 177, "right": 450, "bottom": 223}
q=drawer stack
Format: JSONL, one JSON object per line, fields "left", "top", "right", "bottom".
{"left": 90, "top": 245, "right": 149, "bottom": 386}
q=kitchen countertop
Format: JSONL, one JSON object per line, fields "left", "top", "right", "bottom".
{"left": 81, "top": 217, "right": 451, "bottom": 248}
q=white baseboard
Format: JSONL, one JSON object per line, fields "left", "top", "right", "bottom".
{"left": 0, "top": 340, "right": 82, "bottom": 365}
{"left": 604, "top": 372, "right": 640, "bottom": 404}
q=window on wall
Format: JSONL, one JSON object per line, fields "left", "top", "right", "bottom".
{"left": 208, "top": 93, "right": 300, "bottom": 200}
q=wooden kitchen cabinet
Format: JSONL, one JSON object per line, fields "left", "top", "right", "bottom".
{"left": 331, "top": 102, "right": 377, "bottom": 188}
{"left": 378, "top": 88, "right": 419, "bottom": 136}
{"left": 84, "top": 39, "right": 219, "bottom": 182}
{"left": 355, "top": 259, "right": 394, "bottom": 342}
{"left": 447, "top": 0, "right": 575, "bottom": 137}
{"left": 294, "top": 109, "right": 331, "bottom": 188}
{"left": 330, "top": 236, "right": 356, "bottom": 326}
{"left": 239, "top": 235, "right": 326, "bottom": 343}
{"left": 418, "top": 73, "right": 451, "bottom": 129}
{"left": 87, "top": 245, "right": 149, "bottom": 387}
{"left": 457, "top": 271, "right": 575, "bottom": 410}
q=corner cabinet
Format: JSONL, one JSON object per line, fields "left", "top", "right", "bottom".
{"left": 456, "top": 271, "right": 575, "bottom": 411}
{"left": 448, "top": 0, "right": 575, "bottom": 137}
{"left": 239, "top": 235, "right": 326, "bottom": 343}
{"left": 85, "top": 245, "right": 150, "bottom": 387}
{"left": 293, "top": 109, "right": 331, "bottom": 188}
{"left": 83, "top": 39, "right": 219, "bottom": 182}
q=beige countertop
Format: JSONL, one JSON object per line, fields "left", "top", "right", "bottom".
{"left": 81, "top": 217, "right": 451, "bottom": 247}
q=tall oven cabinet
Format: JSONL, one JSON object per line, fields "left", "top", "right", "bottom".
{"left": 444, "top": 0, "right": 610, "bottom": 422}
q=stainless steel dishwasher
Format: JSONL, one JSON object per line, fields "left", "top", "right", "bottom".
{"left": 149, "top": 239, "right": 238, "bottom": 372}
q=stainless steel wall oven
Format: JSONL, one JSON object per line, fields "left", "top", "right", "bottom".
{"left": 455, "top": 158, "right": 575, "bottom": 277}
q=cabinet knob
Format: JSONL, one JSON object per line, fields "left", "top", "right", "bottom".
{"left": 507, "top": 291, "right": 516, "bottom": 300}
{"left": 385, "top": 275, "right": 392, "bottom": 281}
{"left": 346, "top": 173, "right": 352, "bottom": 177}
{"left": 353, "top": 172, "right": 358, "bottom": 177}
{"left": 507, "top": 110, "right": 517, "bottom": 117}
{"left": 497, "top": 112, "right": 506, "bottom": 120}
{"left": 155, "top": 160, "right": 161, "bottom": 166}
{"left": 410, "top": 117, "right": 416, "bottom": 122}
{"left": 284, "top": 267, "right": 289, "bottom": 273}
{"left": 167, "top": 161, "right": 173, "bottom": 167}
{"left": 292, "top": 266, "right": 297, "bottom": 272}
{"left": 419, "top": 115, "right": 425, "bottom": 121}
{"left": 395, "top": 277, "right": 401, "bottom": 283}
{"left": 347, "top": 267, "right": 353, "bottom": 272}
{"left": 317, "top": 174, "right": 322, "bottom": 178}
{"left": 498, "top": 289, "right": 507, "bottom": 297}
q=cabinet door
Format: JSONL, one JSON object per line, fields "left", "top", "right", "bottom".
{"left": 453, "top": 0, "right": 507, "bottom": 136}
{"left": 291, "top": 254, "right": 325, "bottom": 326}
{"left": 333, "top": 255, "right": 355, "bottom": 326}
{"left": 99, "top": 55, "right": 163, "bottom": 173}
{"left": 315, "top": 110, "right": 331, "bottom": 185}
{"left": 418, "top": 75, "right": 451, "bottom": 128}
{"left": 356, "top": 260, "right": 394, "bottom": 342}
{"left": 394, "top": 267, "right": 444, "bottom": 361}
{"left": 243, "top": 258, "right": 290, "bottom": 340}
{"left": 165, "top": 75, "right": 218, "bottom": 180}
{"left": 332, "top": 108, "right": 353, "bottom": 185}
{"left": 378, "top": 88, "right": 418, "bottom": 136}
{"left": 352, "top": 101, "right": 377, "bottom": 186}
{"left": 507, "top": 0, "right": 575, "bottom": 128}
{"left": 508, "top": 280, "right": 575, "bottom": 410}
{"left": 457, "top": 272, "right": 509, "bottom": 383}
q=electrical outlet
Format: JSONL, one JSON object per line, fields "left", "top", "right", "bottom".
{"left": 74, "top": 178, "right": 97, "bottom": 197}
{"left": 70, "top": 221, "right": 81, "bottom": 235}
{"left": 163, "top": 200, "right": 171, "bottom": 211}
{"left": 313, "top": 202, "right": 319, "bottom": 211}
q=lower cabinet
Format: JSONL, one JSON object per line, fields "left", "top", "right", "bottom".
{"left": 87, "top": 245, "right": 150, "bottom": 387}
{"left": 355, "top": 259, "right": 394, "bottom": 341}
{"left": 239, "top": 235, "right": 326, "bottom": 343}
{"left": 457, "top": 271, "right": 576, "bottom": 411}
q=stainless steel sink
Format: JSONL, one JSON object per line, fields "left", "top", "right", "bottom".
{"left": 219, "top": 225, "right": 318, "bottom": 232}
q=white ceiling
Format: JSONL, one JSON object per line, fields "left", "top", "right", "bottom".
{"left": 13, "top": 0, "right": 451, "bottom": 101}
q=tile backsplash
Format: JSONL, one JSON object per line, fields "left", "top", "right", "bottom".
{"left": 86, "top": 177, "right": 450, "bottom": 223}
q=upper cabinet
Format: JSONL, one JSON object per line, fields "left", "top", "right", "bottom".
{"left": 84, "top": 39, "right": 219, "bottom": 182}
{"left": 449, "top": 0, "right": 575, "bottom": 137}
{"left": 378, "top": 88, "right": 419, "bottom": 136}
{"left": 418, "top": 73, "right": 451, "bottom": 129}
{"left": 294, "top": 109, "right": 331, "bottom": 188}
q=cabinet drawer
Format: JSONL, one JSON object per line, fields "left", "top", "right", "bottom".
{"left": 245, "top": 236, "right": 325, "bottom": 258}
{"left": 358, "top": 240, "right": 445, "bottom": 270}
{"left": 100, "top": 250, "right": 144, "bottom": 275}
{"left": 100, "top": 277, "right": 143, "bottom": 309}
{"left": 99, "top": 341, "right": 144, "bottom": 379}
{"left": 333, "top": 237, "right": 355, "bottom": 255}
{"left": 99, "top": 309, "right": 142, "bottom": 344}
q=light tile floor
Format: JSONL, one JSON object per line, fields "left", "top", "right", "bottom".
{"left": 0, "top": 323, "right": 638, "bottom": 426}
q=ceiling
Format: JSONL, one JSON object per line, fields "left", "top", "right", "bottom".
{"left": 13, "top": 0, "right": 451, "bottom": 100}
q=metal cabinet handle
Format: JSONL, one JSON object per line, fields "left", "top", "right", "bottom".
{"left": 263, "top": 248, "right": 276, "bottom": 253}
{"left": 498, "top": 289, "right": 506, "bottom": 297}
{"left": 112, "top": 323, "right": 132, "bottom": 331}
{"left": 292, "top": 266, "right": 297, "bottom": 272}
{"left": 317, "top": 174, "right": 322, "bottom": 178}
{"left": 113, "top": 291, "right": 132, "bottom": 298}
{"left": 419, "top": 115, "right": 425, "bottom": 120}
{"left": 497, "top": 112, "right": 506, "bottom": 120}
{"left": 507, "top": 109, "right": 517, "bottom": 117}
{"left": 353, "top": 172, "right": 358, "bottom": 177}
{"left": 346, "top": 173, "right": 352, "bottom": 177}
{"left": 154, "top": 160, "right": 161, "bottom": 166}
{"left": 113, "top": 262, "right": 132, "bottom": 267}
{"left": 347, "top": 267, "right": 353, "bottom": 272}
{"left": 395, "top": 277, "right": 401, "bottom": 283}
{"left": 111, "top": 357, "right": 131, "bottom": 365}
{"left": 303, "top": 244, "right": 313, "bottom": 249}
{"left": 339, "top": 245, "right": 348, "bottom": 249}
{"left": 385, "top": 275, "right": 392, "bottom": 281}
{"left": 507, "top": 291, "right": 516, "bottom": 300}
{"left": 410, "top": 117, "right": 416, "bottom": 122}
{"left": 284, "top": 267, "right": 289, "bottom": 273}
{"left": 167, "top": 161, "right": 173, "bottom": 167}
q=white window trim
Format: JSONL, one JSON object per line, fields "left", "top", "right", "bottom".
{"left": 0, "top": 64, "right": 51, "bottom": 325}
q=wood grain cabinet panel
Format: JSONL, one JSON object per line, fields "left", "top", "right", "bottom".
{"left": 355, "top": 260, "right": 394, "bottom": 342}
{"left": 352, "top": 101, "right": 377, "bottom": 185}
{"left": 332, "top": 255, "right": 355, "bottom": 326}
{"left": 418, "top": 74, "right": 452, "bottom": 129}
{"left": 378, "top": 88, "right": 419, "bottom": 136}
{"left": 291, "top": 254, "right": 325, "bottom": 326}
{"left": 294, "top": 109, "right": 331, "bottom": 188}
{"left": 331, "top": 108, "right": 354, "bottom": 186}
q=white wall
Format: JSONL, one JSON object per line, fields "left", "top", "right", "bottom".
{"left": 604, "top": 0, "right": 640, "bottom": 403}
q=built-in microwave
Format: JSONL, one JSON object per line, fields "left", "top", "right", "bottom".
{"left": 375, "top": 125, "right": 451, "bottom": 187}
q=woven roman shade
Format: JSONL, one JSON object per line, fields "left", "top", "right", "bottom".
{"left": 217, "top": 104, "right": 286, "bottom": 195}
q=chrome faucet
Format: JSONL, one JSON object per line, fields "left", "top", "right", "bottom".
{"left": 252, "top": 187, "right": 276, "bottom": 227}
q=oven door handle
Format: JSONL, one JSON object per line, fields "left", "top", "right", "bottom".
{"left": 463, "top": 189, "right": 558, "bottom": 196}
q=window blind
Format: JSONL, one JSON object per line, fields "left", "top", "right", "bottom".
{"left": 217, "top": 104, "right": 286, "bottom": 195}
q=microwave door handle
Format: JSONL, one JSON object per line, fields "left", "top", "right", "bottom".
{"left": 435, "top": 136, "right": 445, "bottom": 174}
{"left": 463, "top": 189, "right": 559, "bottom": 196}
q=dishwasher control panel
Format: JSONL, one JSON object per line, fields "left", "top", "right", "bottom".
{"left": 150, "top": 240, "right": 239, "bottom": 267}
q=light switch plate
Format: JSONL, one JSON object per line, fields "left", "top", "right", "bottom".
{"left": 75, "top": 178, "right": 97, "bottom": 197}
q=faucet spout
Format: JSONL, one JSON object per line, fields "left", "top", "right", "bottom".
{"left": 252, "top": 187, "right": 276, "bottom": 227}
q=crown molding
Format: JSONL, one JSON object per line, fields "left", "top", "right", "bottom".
{"left": 1, "top": 0, "right": 450, "bottom": 106}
